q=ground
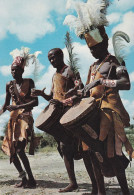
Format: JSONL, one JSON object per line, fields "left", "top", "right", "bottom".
{"left": 0, "top": 151, "right": 134, "bottom": 195}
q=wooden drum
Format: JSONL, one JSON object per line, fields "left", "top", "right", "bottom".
{"left": 35, "top": 103, "right": 73, "bottom": 144}
{"left": 60, "top": 97, "right": 102, "bottom": 153}
{"left": 35, "top": 103, "right": 63, "bottom": 132}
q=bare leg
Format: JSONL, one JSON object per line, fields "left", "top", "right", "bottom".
{"left": 59, "top": 142, "right": 78, "bottom": 192}
{"left": 13, "top": 153, "right": 27, "bottom": 188}
{"left": 14, "top": 140, "right": 36, "bottom": 188}
{"left": 18, "top": 149, "right": 36, "bottom": 188}
{"left": 110, "top": 157, "right": 130, "bottom": 195}
{"left": 90, "top": 151, "right": 106, "bottom": 195}
{"left": 82, "top": 151, "right": 98, "bottom": 195}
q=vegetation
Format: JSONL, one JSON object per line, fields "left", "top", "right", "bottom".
{"left": 0, "top": 125, "right": 134, "bottom": 159}
{"left": 65, "top": 31, "right": 80, "bottom": 76}
{"left": 125, "top": 125, "right": 134, "bottom": 147}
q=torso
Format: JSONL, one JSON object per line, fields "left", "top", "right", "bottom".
{"left": 9, "top": 78, "right": 33, "bottom": 112}
{"left": 52, "top": 66, "right": 75, "bottom": 101}
{"left": 87, "top": 55, "right": 130, "bottom": 126}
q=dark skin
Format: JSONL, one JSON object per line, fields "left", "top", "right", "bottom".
{"left": 2, "top": 66, "right": 38, "bottom": 112}
{"left": 32, "top": 48, "right": 105, "bottom": 194}
{"left": 84, "top": 40, "right": 130, "bottom": 195}
{"left": 1, "top": 65, "right": 38, "bottom": 188}
{"left": 82, "top": 40, "right": 130, "bottom": 95}
{"left": 32, "top": 49, "right": 82, "bottom": 102}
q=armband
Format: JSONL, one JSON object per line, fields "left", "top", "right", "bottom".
{"left": 101, "top": 79, "right": 117, "bottom": 87}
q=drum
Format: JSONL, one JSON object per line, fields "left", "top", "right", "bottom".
{"left": 35, "top": 103, "right": 63, "bottom": 131}
{"left": 60, "top": 97, "right": 102, "bottom": 155}
{"left": 35, "top": 102, "right": 75, "bottom": 144}
{"left": 35, "top": 102, "right": 82, "bottom": 160}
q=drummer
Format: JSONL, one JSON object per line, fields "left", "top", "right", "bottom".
{"left": 32, "top": 48, "right": 105, "bottom": 194}
{"left": 78, "top": 26, "right": 134, "bottom": 195}
{"left": 0, "top": 50, "right": 40, "bottom": 188}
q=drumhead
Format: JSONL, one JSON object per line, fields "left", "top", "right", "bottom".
{"left": 60, "top": 97, "right": 96, "bottom": 127}
{"left": 35, "top": 103, "right": 63, "bottom": 130}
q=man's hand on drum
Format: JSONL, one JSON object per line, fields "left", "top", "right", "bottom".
{"left": 50, "top": 98, "right": 74, "bottom": 107}
{"left": 62, "top": 97, "right": 74, "bottom": 106}
{"left": 50, "top": 99, "right": 63, "bottom": 108}
{"left": 31, "top": 88, "right": 46, "bottom": 97}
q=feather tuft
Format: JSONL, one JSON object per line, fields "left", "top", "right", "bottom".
{"left": 64, "top": 0, "right": 110, "bottom": 37}
{"left": 112, "top": 31, "right": 130, "bottom": 64}
{"left": 10, "top": 47, "right": 42, "bottom": 82}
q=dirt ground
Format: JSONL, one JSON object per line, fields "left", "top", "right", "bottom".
{"left": 0, "top": 151, "right": 134, "bottom": 195}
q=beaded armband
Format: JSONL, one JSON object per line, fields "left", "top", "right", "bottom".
{"left": 101, "top": 79, "right": 117, "bottom": 88}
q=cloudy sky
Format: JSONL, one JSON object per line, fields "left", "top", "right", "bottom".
{"left": 0, "top": 0, "right": 134, "bottom": 135}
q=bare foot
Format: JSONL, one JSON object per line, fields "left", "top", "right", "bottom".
{"left": 59, "top": 184, "right": 78, "bottom": 193}
{"left": 15, "top": 177, "right": 27, "bottom": 188}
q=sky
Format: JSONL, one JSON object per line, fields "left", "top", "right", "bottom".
{"left": 0, "top": 0, "right": 134, "bottom": 135}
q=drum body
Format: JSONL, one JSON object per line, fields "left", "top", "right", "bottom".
{"left": 35, "top": 103, "right": 73, "bottom": 144}
{"left": 35, "top": 103, "right": 63, "bottom": 131}
{"left": 60, "top": 97, "right": 101, "bottom": 152}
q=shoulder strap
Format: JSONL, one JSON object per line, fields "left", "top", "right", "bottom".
{"left": 12, "top": 80, "right": 20, "bottom": 102}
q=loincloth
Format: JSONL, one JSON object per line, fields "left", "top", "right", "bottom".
{"left": 99, "top": 108, "right": 134, "bottom": 158}
{"left": 2, "top": 112, "right": 41, "bottom": 163}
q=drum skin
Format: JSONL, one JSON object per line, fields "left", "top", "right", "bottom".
{"left": 60, "top": 97, "right": 97, "bottom": 126}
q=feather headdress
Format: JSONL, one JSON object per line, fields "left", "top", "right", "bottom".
{"left": 10, "top": 47, "right": 42, "bottom": 68}
{"left": 64, "top": 0, "right": 109, "bottom": 39}
{"left": 112, "top": 31, "right": 130, "bottom": 65}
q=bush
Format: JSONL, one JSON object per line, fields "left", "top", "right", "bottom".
{"left": 35, "top": 132, "right": 57, "bottom": 148}
{"left": 40, "top": 133, "right": 57, "bottom": 148}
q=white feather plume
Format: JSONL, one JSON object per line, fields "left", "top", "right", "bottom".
{"left": 10, "top": 47, "right": 42, "bottom": 67}
{"left": 64, "top": 0, "right": 109, "bottom": 37}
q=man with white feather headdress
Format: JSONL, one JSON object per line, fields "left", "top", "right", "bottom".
{"left": 64, "top": 0, "right": 134, "bottom": 194}
{"left": 0, "top": 47, "right": 41, "bottom": 188}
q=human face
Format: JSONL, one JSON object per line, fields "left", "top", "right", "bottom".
{"left": 48, "top": 51, "right": 63, "bottom": 69}
{"left": 11, "top": 65, "right": 23, "bottom": 80}
{"left": 89, "top": 41, "right": 108, "bottom": 59}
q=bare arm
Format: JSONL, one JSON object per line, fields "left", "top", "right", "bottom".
{"left": 65, "top": 71, "right": 84, "bottom": 98}
{"left": 41, "top": 89, "right": 53, "bottom": 101}
{"left": 1, "top": 83, "right": 11, "bottom": 113}
{"left": 100, "top": 65, "right": 130, "bottom": 90}
{"left": 78, "top": 62, "right": 130, "bottom": 97}
{"left": 31, "top": 87, "right": 53, "bottom": 101}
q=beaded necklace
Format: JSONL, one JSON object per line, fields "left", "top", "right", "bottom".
{"left": 90, "top": 53, "right": 111, "bottom": 83}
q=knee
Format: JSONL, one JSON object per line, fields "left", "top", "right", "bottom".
{"left": 60, "top": 142, "right": 73, "bottom": 159}
{"left": 18, "top": 149, "right": 26, "bottom": 160}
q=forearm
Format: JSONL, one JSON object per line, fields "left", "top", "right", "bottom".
{"left": 41, "top": 93, "right": 52, "bottom": 101}
{"left": 18, "top": 99, "right": 38, "bottom": 109}
{"left": 84, "top": 79, "right": 100, "bottom": 93}
{"left": 100, "top": 78, "right": 130, "bottom": 90}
